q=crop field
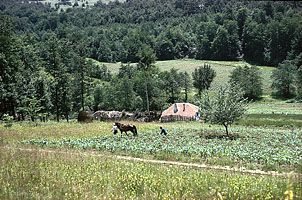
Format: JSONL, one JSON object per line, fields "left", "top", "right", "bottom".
{"left": 2, "top": 121, "right": 302, "bottom": 172}
{"left": 92, "top": 59, "right": 274, "bottom": 95}
{"left": 1, "top": 121, "right": 302, "bottom": 199}
{"left": 241, "top": 98, "right": 302, "bottom": 127}
{"left": 19, "top": 122, "right": 302, "bottom": 173}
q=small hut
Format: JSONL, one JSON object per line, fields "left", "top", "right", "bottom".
{"left": 160, "top": 103, "right": 200, "bottom": 122}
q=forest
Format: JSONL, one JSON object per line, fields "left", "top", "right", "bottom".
{"left": 1, "top": 0, "right": 302, "bottom": 121}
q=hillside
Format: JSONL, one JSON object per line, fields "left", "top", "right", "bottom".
{"left": 1, "top": 0, "right": 301, "bottom": 116}
{"left": 89, "top": 58, "right": 274, "bottom": 95}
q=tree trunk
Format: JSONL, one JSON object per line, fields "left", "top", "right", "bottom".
{"left": 144, "top": 73, "right": 150, "bottom": 116}
{"left": 55, "top": 87, "right": 59, "bottom": 122}
{"left": 145, "top": 81, "right": 150, "bottom": 116}
{"left": 66, "top": 112, "right": 69, "bottom": 122}
{"left": 81, "top": 71, "right": 84, "bottom": 111}
{"left": 223, "top": 123, "right": 229, "bottom": 136}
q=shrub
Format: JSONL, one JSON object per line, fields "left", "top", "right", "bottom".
{"left": 2, "top": 114, "right": 13, "bottom": 128}
{"left": 229, "top": 65, "right": 263, "bottom": 100}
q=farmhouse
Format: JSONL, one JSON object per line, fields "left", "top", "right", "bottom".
{"left": 160, "top": 103, "right": 200, "bottom": 122}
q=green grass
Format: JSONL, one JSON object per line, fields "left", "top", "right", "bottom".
{"left": 2, "top": 121, "right": 301, "bottom": 173}
{"left": 238, "top": 113, "right": 302, "bottom": 127}
{"left": 90, "top": 58, "right": 275, "bottom": 94}
{"left": 1, "top": 147, "right": 301, "bottom": 200}
{"left": 247, "top": 98, "right": 302, "bottom": 115}
{"left": 1, "top": 121, "right": 302, "bottom": 199}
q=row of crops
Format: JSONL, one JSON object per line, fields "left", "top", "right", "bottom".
{"left": 23, "top": 125, "right": 302, "bottom": 172}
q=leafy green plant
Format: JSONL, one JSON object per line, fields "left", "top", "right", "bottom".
{"left": 2, "top": 114, "right": 13, "bottom": 128}
{"left": 22, "top": 122, "right": 302, "bottom": 172}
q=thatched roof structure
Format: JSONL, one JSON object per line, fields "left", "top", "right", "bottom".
{"left": 160, "top": 103, "right": 200, "bottom": 122}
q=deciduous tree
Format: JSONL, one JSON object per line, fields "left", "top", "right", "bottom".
{"left": 271, "top": 60, "right": 296, "bottom": 98}
{"left": 192, "top": 64, "right": 216, "bottom": 96}
{"left": 200, "top": 85, "right": 247, "bottom": 136}
{"left": 229, "top": 65, "right": 263, "bottom": 100}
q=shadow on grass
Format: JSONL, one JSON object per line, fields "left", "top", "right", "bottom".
{"left": 203, "top": 132, "right": 240, "bottom": 140}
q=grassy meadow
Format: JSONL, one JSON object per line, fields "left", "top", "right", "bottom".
{"left": 1, "top": 121, "right": 302, "bottom": 199}
{"left": 1, "top": 147, "right": 301, "bottom": 200}
{"left": 91, "top": 58, "right": 274, "bottom": 94}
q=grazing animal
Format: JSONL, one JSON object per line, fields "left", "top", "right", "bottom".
{"left": 114, "top": 122, "right": 138, "bottom": 137}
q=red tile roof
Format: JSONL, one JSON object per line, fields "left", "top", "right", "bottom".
{"left": 160, "top": 103, "right": 199, "bottom": 121}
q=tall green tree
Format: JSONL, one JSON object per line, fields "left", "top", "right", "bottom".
{"left": 161, "top": 68, "right": 182, "bottom": 103}
{"left": 192, "top": 64, "right": 216, "bottom": 96}
{"left": 271, "top": 60, "right": 296, "bottom": 98}
{"left": 71, "top": 42, "right": 89, "bottom": 112}
{"left": 195, "top": 22, "right": 218, "bottom": 60}
{"left": 229, "top": 65, "right": 263, "bottom": 100}
{"left": 136, "top": 44, "right": 156, "bottom": 114}
{"left": 16, "top": 36, "right": 51, "bottom": 121}
{"left": 43, "top": 34, "right": 73, "bottom": 121}
{"left": 242, "top": 20, "right": 267, "bottom": 65}
{"left": 180, "top": 71, "right": 192, "bottom": 102}
{"left": 211, "top": 23, "right": 240, "bottom": 61}
{"left": 211, "top": 27, "right": 228, "bottom": 60}
{"left": 268, "top": 18, "right": 298, "bottom": 66}
{"left": 0, "top": 15, "right": 20, "bottom": 118}
{"left": 236, "top": 7, "right": 248, "bottom": 41}
{"left": 117, "top": 77, "right": 139, "bottom": 111}
{"left": 118, "top": 63, "right": 136, "bottom": 79}
{"left": 296, "top": 66, "right": 302, "bottom": 100}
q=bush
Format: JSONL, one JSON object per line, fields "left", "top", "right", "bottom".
{"left": 77, "top": 111, "right": 93, "bottom": 123}
{"left": 2, "top": 114, "right": 14, "bottom": 128}
{"left": 229, "top": 65, "right": 263, "bottom": 100}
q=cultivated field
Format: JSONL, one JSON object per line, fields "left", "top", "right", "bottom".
{"left": 1, "top": 121, "right": 301, "bottom": 199}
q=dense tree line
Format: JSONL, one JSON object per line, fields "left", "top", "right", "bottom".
{"left": 1, "top": 0, "right": 301, "bottom": 66}
{"left": 1, "top": 0, "right": 302, "bottom": 121}
{"left": 0, "top": 14, "right": 192, "bottom": 120}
